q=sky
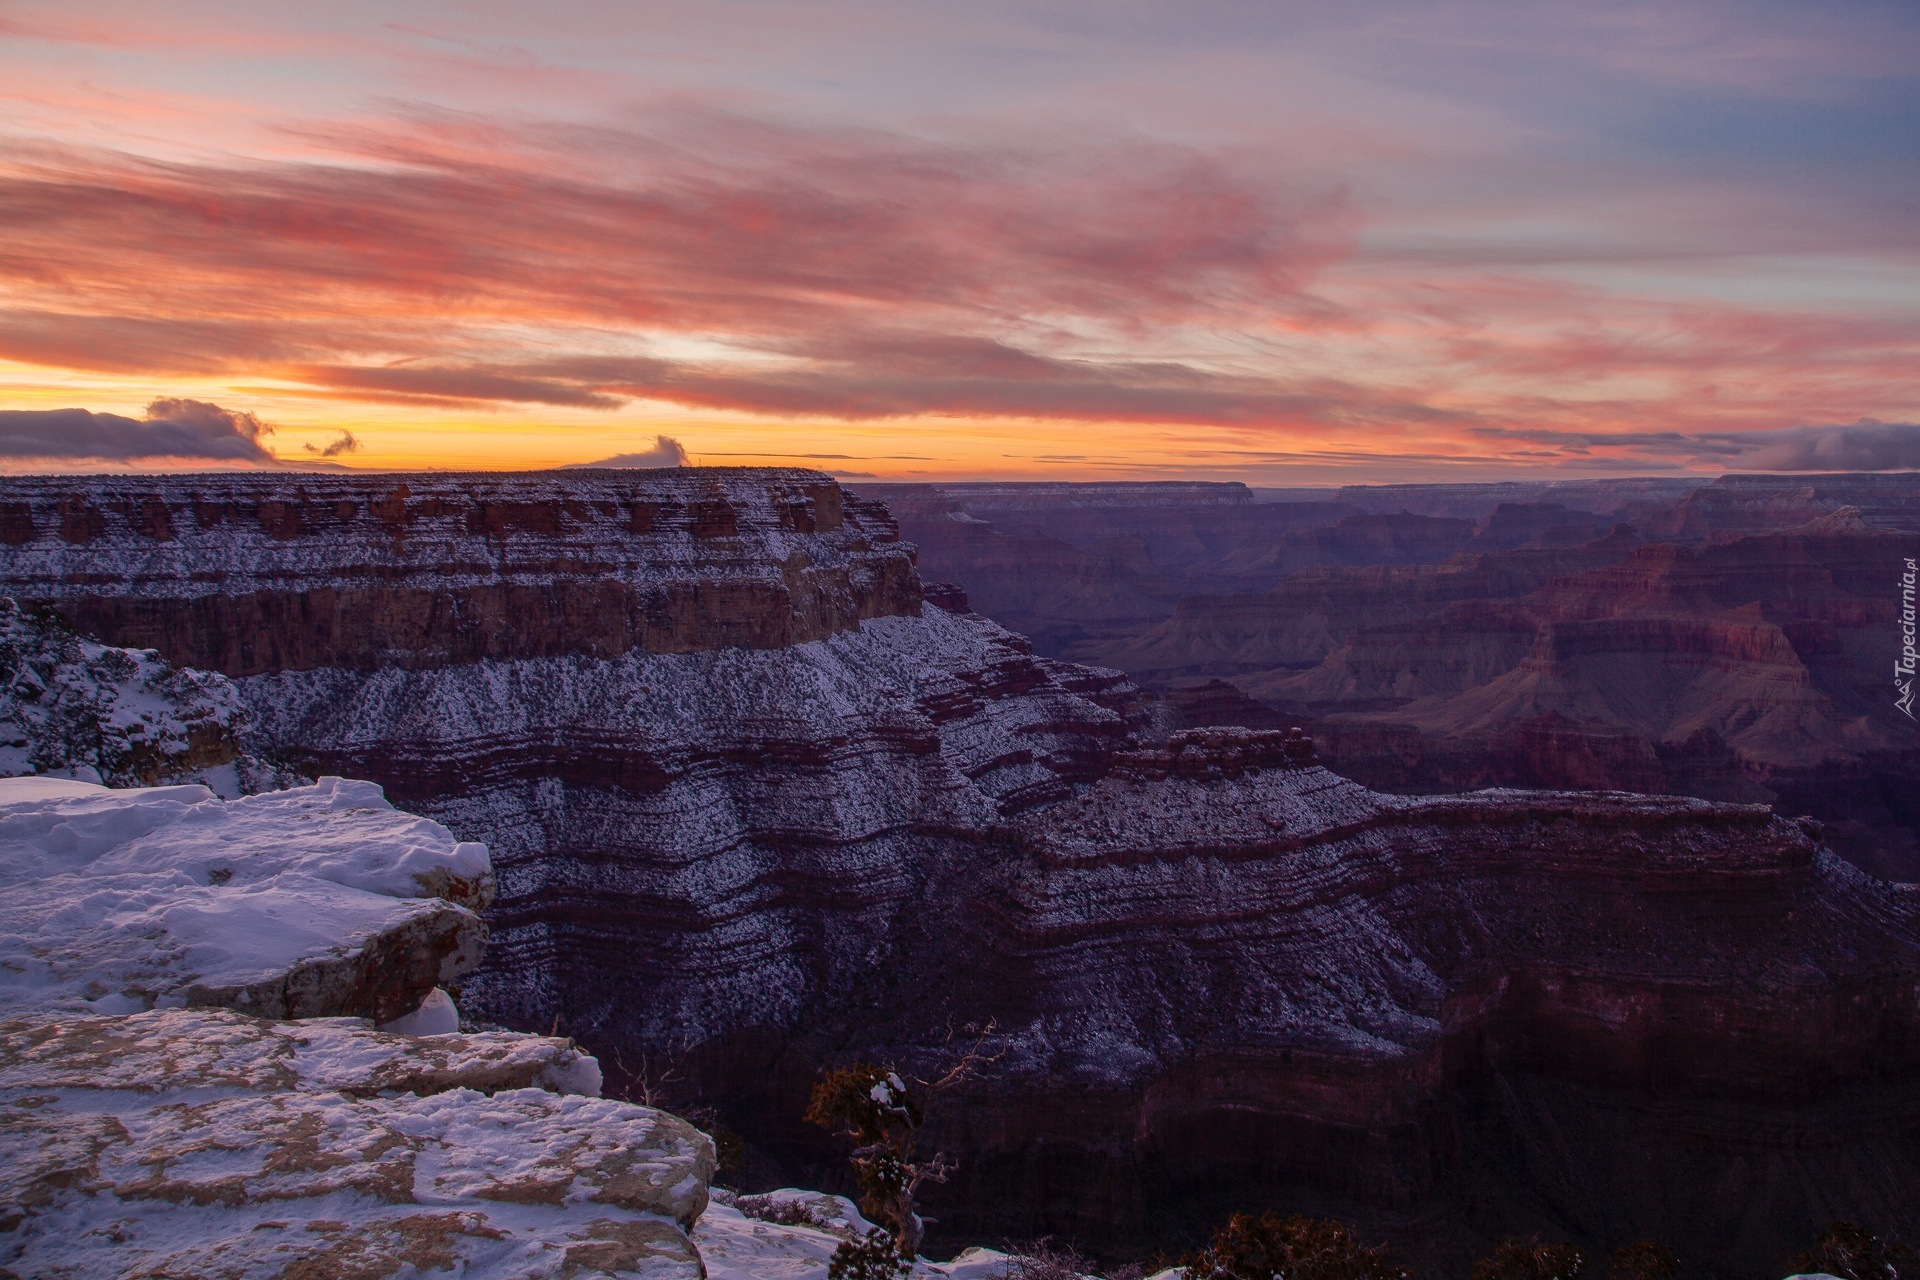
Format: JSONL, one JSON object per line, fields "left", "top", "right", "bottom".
{"left": 1, "top": 0, "right": 1917, "bottom": 481}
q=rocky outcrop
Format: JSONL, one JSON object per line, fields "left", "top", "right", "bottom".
{"left": 1083, "top": 502, "right": 1920, "bottom": 878}
{"left": 0, "top": 597, "right": 293, "bottom": 793}
{"left": 1106, "top": 528, "right": 1647, "bottom": 683}
{"left": 4, "top": 469, "right": 1919, "bottom": 1276}
{"left": 861, "top": 481, "right": 1393, "bottom": 654}
{"left": 0, "top": 772, "right": 730, "bottom": 1279}
{"left": 0, "top": 775, "right": 491, "bottom": 1022}
{"left": 1641, "top": 471, "right": 1920, "bottom": 540}
{"left": 0, "top": 1008, "right": 713, "bottom": 1280}
{"left": 0, "top": 1007, "right": 606, "bottom": 1110}
{"left": 0, "top": 469, "right": 917, "bottom": 674}
{"left": 1249, "top": 520, "right": 1920, "bottom": 876}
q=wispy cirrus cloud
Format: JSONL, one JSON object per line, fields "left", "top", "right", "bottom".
{"left": 1, "top": 0, "right": 1917, "bottom": 482}
{"left": 5, "top": 105, "right": 1907, "bottom": 452}
{"left": 1469, "top": 418, "right": 1920, "bottom": 471}
{"left": 0, "top": 107, "right": 1381, "bottom": 432}
{"left": 0, "top": 107, "right": 1352, "bottom": 353}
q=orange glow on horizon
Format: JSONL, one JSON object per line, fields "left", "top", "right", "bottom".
{"left": 1, "top": 3, "right": 1915, "bottom": 480}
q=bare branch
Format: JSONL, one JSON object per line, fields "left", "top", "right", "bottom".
{"left": 919, "top": 1019, "right": 1007, "bottom": 1094}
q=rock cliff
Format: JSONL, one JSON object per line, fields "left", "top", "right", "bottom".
{"left": 0, "top": 468, "right": 917, "bottom": 672}
{"left": 2, "top": 469, "right": 1918, "bottom": 1276}
{"left": 1251, "top": 516, "right": 1920, "bottom": 877}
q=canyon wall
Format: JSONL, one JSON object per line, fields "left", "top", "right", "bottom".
{"left": 0, "top": 469, "right": 917, "bottom": 672}
{"left": 2, "top": 468, "right": 1917, "bottom": 1277}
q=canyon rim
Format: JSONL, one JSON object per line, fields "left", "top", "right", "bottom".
{"left": 0, "top": 468, "right": 1916, "bottom": 1278}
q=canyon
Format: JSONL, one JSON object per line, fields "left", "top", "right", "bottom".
{"left": 870, "top": 475, "right": 1920, "bottom": 880}
{"left": 0, "top": 469, "right": 1917, "bottom": 1278}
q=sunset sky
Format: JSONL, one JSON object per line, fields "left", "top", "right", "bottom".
{"left": 2, "top": 0, "right": 1916, "bottom": 480}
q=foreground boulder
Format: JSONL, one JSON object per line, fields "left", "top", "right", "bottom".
{"left": 0, "top": 772, "right": 719, "bottom": 1279}
{"left": 0, "top": 775, "right": 490, "bottom": 1021}
{"left": 0, "top": 1009, "right": 713, "bottom": 1279}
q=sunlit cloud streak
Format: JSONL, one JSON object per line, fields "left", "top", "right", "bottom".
{"left": 2, "top": 109, "right": 1910, "bottom": 447}
{"left": 0, "top": 0, "right": 1916, "bottom": 476}
{"left": 0, "top": 109, "right": 1351, "bottom": 342}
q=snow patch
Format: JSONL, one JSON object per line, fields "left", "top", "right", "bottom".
{"left": 0, "top": 776, "right": 492, "bottom": 1017}
{"left": 378, "top": 985, "right": 461, "bottom": 1035}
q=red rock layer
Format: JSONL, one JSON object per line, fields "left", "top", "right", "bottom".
{"left": 2, "top": 470, "right": 1918, "bottom": 1275}
{"left": 0, "top": 469, "right": 917, "bottom": 673}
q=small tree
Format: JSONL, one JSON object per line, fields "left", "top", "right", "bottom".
{"left": 806, "top": 1064, "right": 952, "bottom": 1261}
{"left": 1607, "top": 1240, "right": 1677, "bottom": 1280}
{"left": 1792, "top": 1223, "right": 1913, "bottom": 1280}
{"left": 1182, "top": 1212, "right": 1408, "bottom": 1280}
{"left": 806, "top": 1026, "right": 1001, "bottom": 1263}
{"left": 1472, "top": 1238, "right": 1584, "bottom": 1280}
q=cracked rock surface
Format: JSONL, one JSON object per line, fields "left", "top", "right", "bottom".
{"left": 0, "top": 1009, "right": 712, "bottom": 1280}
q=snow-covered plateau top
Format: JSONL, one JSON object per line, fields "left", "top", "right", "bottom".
{"left": 0, "top": 467, "right": 907, "bottom": 597}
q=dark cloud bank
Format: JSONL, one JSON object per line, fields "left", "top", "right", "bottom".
{"left": 1730, "top": 419, "right": 1920, "bottom": 471}
{"left": 1472, "top": 418, "right": 1920, "bottom": 472}
{"left": 0, "top": 399, "right": 274, "bottom": 463}
{"left": 567, "top": 435, "right": 689, "bottom": 468}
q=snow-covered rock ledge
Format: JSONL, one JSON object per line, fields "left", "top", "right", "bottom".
{"left": 0, "top": 1008, "right": 714, "bottom": 1279}
{"left": 0, "top": 775, "right": 490, "bottom": 1022}
{"left": 0, "top": 773, "right": 726, "bottom": 1278}
{"left": 0, "top": 767, "right": 1049, "bottom": 1280}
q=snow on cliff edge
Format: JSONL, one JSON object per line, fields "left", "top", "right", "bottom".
{"left": 0, "top": 775, "right": 492, "bottom": 1021}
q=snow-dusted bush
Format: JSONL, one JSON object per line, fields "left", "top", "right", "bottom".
{"left": 0, "top": 599, "right": 293, "bottom": 793}
{"left": 829, "top": 1227, "right": 912, "bottom": 1280}
{"left": 1791, "top": 1223, "right": 1912, "bottom": 1280}
{"left": 998, "top": 1236, "right": 1097, "bottom": 1280}
{"left": 737, "top": 1194, "right": 834, "bottom": 1229}
{"left": 1470, "top": 1237, "right": 1583, "bottom": 1280}
{"left": 1184, "top": 1213, "right": 1407, "bottom": 1280}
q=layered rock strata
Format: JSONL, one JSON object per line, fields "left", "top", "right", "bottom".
{"left": 1252, "top": 516, "right": 1920, "bottom": 870}
{"left": 0, "top": 469, "right": 916, "bottom": 672}
{"left": 2, "top": 470, "right": 1918, "bottom": 1275}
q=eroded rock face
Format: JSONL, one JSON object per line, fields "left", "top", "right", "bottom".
{"left": 0, "top": 469, "right": 917, "bottom": 674}
{"left": 0, "top": 1009, "right": 713, "bottom": 1280}
{"left": 0, "top": 1007, "right": 605, "bottom": 1100}
{"left": 0, "top": 597, "right": 296, "bottom": 794}
{"left": 4, "top": 470, "right": 1920, "bottom": 1274}
{"left": 1256, "top": 519, "right": 1920, "bottom": 867}
{"left": 0, "top": 776, "right": 491, "bottom": 1021}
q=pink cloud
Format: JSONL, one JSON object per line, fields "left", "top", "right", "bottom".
{"left": 0, "top": 97, "right": 1914, "bottom": 463}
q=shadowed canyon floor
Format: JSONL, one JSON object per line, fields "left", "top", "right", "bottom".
{"left": 1, "top": 468, "right": 1917, "bottom": 1277}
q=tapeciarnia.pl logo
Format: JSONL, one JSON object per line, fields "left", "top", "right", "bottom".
{"left": 1900, "top": 555, "right": 1917, "bottom": 719}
